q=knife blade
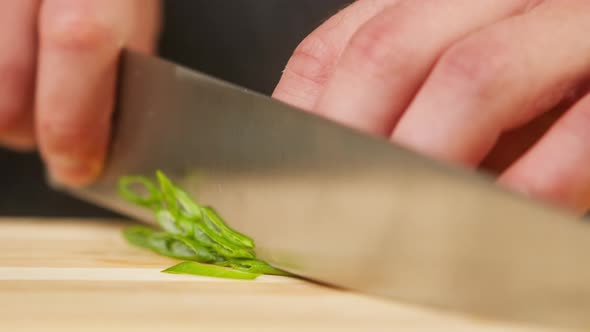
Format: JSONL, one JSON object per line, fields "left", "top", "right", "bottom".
{"left": 62, "top": 49, "right": 590, "bottom": 330}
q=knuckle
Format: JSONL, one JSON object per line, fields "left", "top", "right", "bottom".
{"left": 346, "top": 12, "right": 416, "bottom": 77}
{"left": 285, "top": 34, "right": 337, "bottom": 86}
{"left": 41, "top": 12, "right": 120, "bottom": 51}
{"left": 436, "top": 39, "right": 513, "bottom": 99}
{"left": 348, "top": 18, "right": 397, "bottom": 69}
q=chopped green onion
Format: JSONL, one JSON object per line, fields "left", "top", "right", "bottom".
{"left": 155, "top": 171, "right": 203, "bottom": 220}
{"left": 155, "top": 171, "right": 181, "bottom": 215}
{"left": 203, "top": 207, "right": 255, "bottom": 249}
{"left": 118, "top": 176, "right": 161, "bottom": 209}
{"left": 123, "top": 225, "right": 156, "bottom": 249}
{"left": 155, "top": 209, "right": 181, "bottom": 234}
{"left": 225, "top": 259, "right": 293, "bottom": 276}
{"left": 174, "top": 188, "right": 203, "bottom": 220}
{"left": 195, "top": 217, "right": 256, "bottom": 259}
{"left": 163, "top": 261, "right": 260, "bottom": 280}
{"left": 119, "top": 171, "right": 291, "bottom": 280}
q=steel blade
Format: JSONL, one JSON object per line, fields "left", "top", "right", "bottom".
{"left": 65, "top": 50, "right": 590, "bottom": 330}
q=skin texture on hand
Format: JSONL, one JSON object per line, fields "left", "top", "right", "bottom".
{"left": 0, "top": 0, "right": 161, "bottom": 186}
{"left": 274, "top": 0, "right": 590, "bottom": 215}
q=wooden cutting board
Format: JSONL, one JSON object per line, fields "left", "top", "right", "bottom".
{"left": 0, "top": 218, "right": 565, "bottom": 332}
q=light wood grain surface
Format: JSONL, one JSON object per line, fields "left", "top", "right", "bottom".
{"left": 0, "top": 218, "right": 566, "bottom": 331}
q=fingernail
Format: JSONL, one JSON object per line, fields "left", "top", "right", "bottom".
{"left": 47, "top": 156, "right": 102, "bottom": 187}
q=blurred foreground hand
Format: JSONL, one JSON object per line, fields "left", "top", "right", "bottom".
{"left": 0, "top": 0, "right": 160, "bottom": 186}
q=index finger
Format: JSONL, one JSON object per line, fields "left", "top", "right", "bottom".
{"left": 36, "top": 0, "right": 160, "bottom": 186}
{"left": 272, "top": 0, "right": 399, "bottom": 111}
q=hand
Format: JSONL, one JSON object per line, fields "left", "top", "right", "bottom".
{"left": 273, "top": 0, "right": 590, "bottom": 215}
{"left": 0, "top": 0, "right": 161, "bottom": 186}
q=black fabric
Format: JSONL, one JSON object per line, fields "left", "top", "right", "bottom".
{"left": 159, "top": 0, "right": 349, "bottom": 95}
{"left": 0, "top": 0, "right": 350, "bottom": 217}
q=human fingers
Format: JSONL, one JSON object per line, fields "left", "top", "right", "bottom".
{"left": 36, "top": 0, "right": 161, "bottom": 186}
{"left": 499, "top": 90, "right": 590, "bottom": 214}
{"left": 315, "top": 0, "right": 535, "bottom": 135}
{"left": 392, "top": 1, "right": 590, "bottom": 167}
{"left": 272, "top": 0, "right": 400, "bottom": 111}
{"left": 0, "top": 0, "right": 40, "bottom": 150}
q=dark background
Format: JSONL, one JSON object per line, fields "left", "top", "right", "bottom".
{"left": 0, "top": 0, "right": 350, "bottom": 217}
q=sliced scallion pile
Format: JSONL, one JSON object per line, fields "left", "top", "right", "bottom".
{"left": 118, "top": 170, "right": 291, "bottom": 280}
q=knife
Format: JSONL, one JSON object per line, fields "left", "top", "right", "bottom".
{"left": 62, "top": 49, "right": 590, "bottom": 330}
